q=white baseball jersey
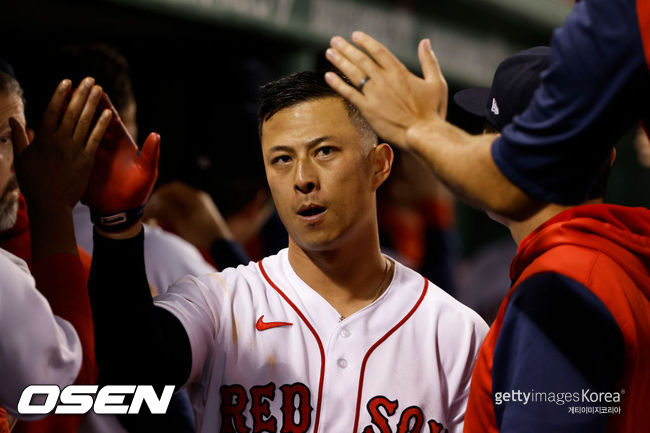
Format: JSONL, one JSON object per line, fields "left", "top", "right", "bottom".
{"left": 155, "top": 248, "right": 488, "bottom": 433}
{"left": 0, "top": 248, "right": 82, "bottom": 417}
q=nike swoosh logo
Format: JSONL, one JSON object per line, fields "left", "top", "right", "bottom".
{"left": 256, "top": 315, "right": 293, "bottom": 331}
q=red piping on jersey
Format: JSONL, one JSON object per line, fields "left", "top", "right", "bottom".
{"left": 259, "top": 260, "right": 326, "bottom": 433}
{"left": 352, "top": 278, "right": 429, "bottom": 433}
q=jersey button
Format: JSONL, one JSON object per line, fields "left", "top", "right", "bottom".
{"left": 340, "top": 328, "right": 351, "bottom": 338}
{"left": 337, "top": 358, "right": 348, "bottom": 369}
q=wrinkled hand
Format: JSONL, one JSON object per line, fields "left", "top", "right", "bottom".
{"left": 144, "top": 181, "right": 233, "bottom": 250}
{"left": 10, "top": 78, "right": 112, "bottom": 212}
{"left": 81, "top": 92, "right": 160, "bottom": 232}
{"left": 324, "top": 32, "right": 448, "bottom": 149}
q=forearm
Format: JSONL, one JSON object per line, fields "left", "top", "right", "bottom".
{"left": 89, "top": 227, "right": 191, "bottom": 387}
{"left": 405, "top": 119, "right": 542, "bottom": 220}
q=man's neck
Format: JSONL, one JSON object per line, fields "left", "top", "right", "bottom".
{"left": 508, "top": 199, "right": 603, "bottom": 245}
{"left": 287, "top": 228, "right": 392, "bottom": 319}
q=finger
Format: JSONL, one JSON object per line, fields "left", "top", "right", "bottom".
{"left": 9, "top": 118, "right": 29, "bottom": 156}
{"left": 324, "top": 72, "right": 365, "bottom": 107}
{"left": 60, "top": 77, "right": 95, "bottom": 136}
{"left": 351, "top": 31, "right": 405, "bottom": 72}
{"left": 330, "top": 35, "right": 382, "bottom": 77}
{"left": 140, "top": 132, "right": 161, "bottom": 180}
{"left": 40, "top": 79, "right": 72, "bottom": 134}
{"left": 418, "top": 39, "right": 443, "bottom": 83}
{"left": 73, "top": 85, "right": 104, "bottom": 146}
{"left": 85, "top": 109, "right": 113, "bottom": 160}
{"left": 325, "top": 48, "right": 367, "bottom": 89}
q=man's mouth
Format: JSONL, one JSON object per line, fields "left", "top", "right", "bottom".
{"left": 297, "top": 204, "right": 327, "bottom": 222}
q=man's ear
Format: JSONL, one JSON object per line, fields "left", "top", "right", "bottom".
{"left": 609, "top": 147, "right": 617, "bottom": 166}
{"left": 371, "top": 142, "right": 394, "bottom": 190}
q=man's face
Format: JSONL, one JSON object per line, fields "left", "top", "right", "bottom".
{"left": 0, "top": 92, "right": 24, "bottom": 231}
{"left": 261, "top": 97, "right": 381, "bottom": 251}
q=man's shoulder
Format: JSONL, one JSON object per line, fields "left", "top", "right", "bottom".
{"left": 173, "top": 248, "right": 287, "bottom": 294}
{"left": 394, "top": 259, "right": 489, "bottom": 334}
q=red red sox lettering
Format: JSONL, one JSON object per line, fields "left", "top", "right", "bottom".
{"left": 363, "top": 396, "right": 448, "bottom": 433}
{"left": 220, "top": 384, "right": 447, "bottom": 433}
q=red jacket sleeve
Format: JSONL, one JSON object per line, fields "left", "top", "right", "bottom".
{"left": 16, "top": 249, "right": 97, "bottom": 433}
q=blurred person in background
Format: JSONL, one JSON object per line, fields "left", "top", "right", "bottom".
{"left": 37, "top": 43, "right": 219, "bottom": 293}
{"left": 378, "top": 149, "right": 457, "bottom": 294}
{"left": 44, "top": 42, "right": 209, "bottom": 433}
{"left": 144, "top": 180, "right": 271, "bottom": 269}
{"left": 1, "top": 65, "right": 111, "bottom": 433}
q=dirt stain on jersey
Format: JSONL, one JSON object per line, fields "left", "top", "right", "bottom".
{"left": 231, "top": 317, "right": 239, "bottom": 342}
{"left": 209, "top": 272, "right": 232, "bottom": 295}
{"left": 267, "top": 353, "right": 276, "bottom": 371}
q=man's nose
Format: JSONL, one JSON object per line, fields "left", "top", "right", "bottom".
{"left": 294, "top": 159, "right": 319, "bottom": 194}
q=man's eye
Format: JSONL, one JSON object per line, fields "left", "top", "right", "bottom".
{"left": 272, "top": 155, "right": 291, "bottom": 165}
{"left": 0, "top": 136, "right": 11, "bottom": 146}
{"left": 316, "top": 146, "right": 334, "bottom": 157}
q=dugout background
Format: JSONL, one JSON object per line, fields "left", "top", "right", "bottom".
{"left": 3, "top": 0, "right": 648, "bottom": 260}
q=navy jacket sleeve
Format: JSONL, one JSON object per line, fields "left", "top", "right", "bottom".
{"left": 491, "top": 0, "right": 650, "bottom": 204}
{"left": 492, "top": 272, "right": 624, "bottom": 433}
{"left": 88, "top": 229, "right": 195, "bottom": 433}
{"left": 88, "top": 229, "right": 192, "bottom": 388}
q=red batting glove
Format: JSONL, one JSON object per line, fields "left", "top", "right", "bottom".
{"left": 82, "top": 92, "right": 160, "bottom": 232}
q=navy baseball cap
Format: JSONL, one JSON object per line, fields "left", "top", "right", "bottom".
{"left": 453, "top": 46, "right": 551, "bottom": 131}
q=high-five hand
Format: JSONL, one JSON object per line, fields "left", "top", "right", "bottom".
{"left": 82, "top": 92, "right": 160, "bottom": 235}
{"left": 325, "top": 31, "right": 448, "bottom": 148}
{"left": 10, "top": 77, "right": 112, "bottom": 211}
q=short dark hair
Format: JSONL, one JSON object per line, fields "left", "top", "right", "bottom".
{"left": 257, "top": 71, "right": 376, "bottom": 144}
{"left": 57, "top": 43, "right": 134, "bottom": 113}
{"left": 29, "top": 43, "right": 134, "bottom": 121}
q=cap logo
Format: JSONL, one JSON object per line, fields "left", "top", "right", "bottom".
{"left": 491, "top": 98, "right": 500, "bottom": 115}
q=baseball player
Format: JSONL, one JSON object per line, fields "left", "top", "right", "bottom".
{"left": 86, "top": 71, "right": 488, "bottom": 433}
{"left": 1, "top": 71, "right": 112, "bottom": 431}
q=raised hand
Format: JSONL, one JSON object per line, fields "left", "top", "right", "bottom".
{"left": 324, "top": 32, "right": 448, "bottom": 149}
{"left": 10, "top": 77, "right": 112, "bottom": 212}
{"left": 9, "top": 77, "right": 112, "bottom": 259}
{"left": 82, "top": 92, "right": 160, "bottom": 233}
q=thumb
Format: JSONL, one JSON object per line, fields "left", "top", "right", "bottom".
{"left": 418, "top": 39, "right": 442, "bottom": 83}
{"left": 9, "top": 117, "right": 29, "bottom": 156}
{"left": 140, "top": 132, "right": 161, "bottom": 179}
